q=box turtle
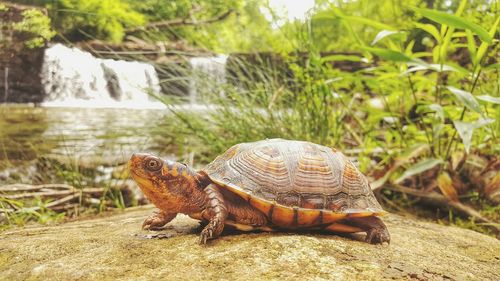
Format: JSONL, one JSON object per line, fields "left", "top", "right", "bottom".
{"left": 129, "top": 139, "right": 390, "bottom": 244}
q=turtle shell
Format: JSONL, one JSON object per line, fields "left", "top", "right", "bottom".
{"left": 203, "top": 139, "right": 386, "bottom": 228}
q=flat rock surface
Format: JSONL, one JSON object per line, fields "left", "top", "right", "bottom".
{"left": 0, "top": 206, "right": 498, "bottom": 280}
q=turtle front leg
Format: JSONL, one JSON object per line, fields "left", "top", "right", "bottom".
{"left": 199, "top": 184, "right": 228, "bottom": 244}
{"left": 142, "top": 210, "right": 177, "bottom": 230}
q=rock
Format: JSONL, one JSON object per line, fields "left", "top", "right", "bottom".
{"left": 0, "top": 206, "right": 498, "bottom": 280}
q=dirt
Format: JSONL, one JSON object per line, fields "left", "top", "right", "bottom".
{"left": 0, "top": 205, "right": 498, "bottom": 280}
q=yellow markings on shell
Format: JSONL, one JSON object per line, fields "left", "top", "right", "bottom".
{"left": 322, "top": 212, "right": 347, "bottom": 224}
{"left": 248, "top": 196, "right": 272, "bottom": 215}
{"left": 347, "top": 212, "right": 373, "bottom": 218}
{"left": 271, "top": 205, "right": 294, "bottom": 227}
{"left": 297, "top": 209, "right": 321, "bottom": 226}
{"left": 325, "top": 223, "right": 363, "bottom": 233}
{"left": 181, "top": 170, "right": 188, "bottom": 177}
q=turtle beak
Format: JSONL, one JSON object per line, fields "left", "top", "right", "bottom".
{"left": 129, "top": 153, "right": 149, "bottom": 177}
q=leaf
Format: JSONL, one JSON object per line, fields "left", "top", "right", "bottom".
{"left": 485, "top": 63, "right": 500, "bottom": 70}
{"left": 433, "top": 123, "right": 444, "bottom": 143}
{"left": 484, "top": 173, "right": 500, "bottom": 198}
{"left": 473, "top": 118, "right": 495, "bottom": 128}
{"left": 453, "top": 121, "right": 475, "bottom": 153}
{"left": 477, "top": 95, "right": 500, "bottom": 104}
{"left": 432, "top": 45, "right": 440, "bottom": 62}
{"left": 447, "top": 86, "right": 482, "bottom": 113}
{"left": 371, "top": 143, "right": 430, "bottom": 190}
{"left": 396, "top": 143, "right": 430, "bottom": 165}
{"left": 371, "top": 30, "right": 402, "bottom": 45}
{"left": 428, "top": 104, "right": 444, "bottom": 120}
{"left": 394, "top": 158, "right": 443, "bottom": 184}
{"left": 363, "top": 47, "right": 413, "bottom": 62}
{"left": 437, "top": 172, "right": 459, "bottom": 202}
{"left": 453, "top": 119, "right": 494, "bottom": 153}
{"left": 475, "top": 16, "right": 500, "bottom": 65}
{"left": 415, "top": 23, "right": 442, "bottom": 42}
{"left": 405, "top": 40, "right": 415, "bottom": 54}
{"left": 465, "top": 29, "right": 477, "bottom": 60}
{"left": 412, "top": 7, "right": 492, "bottom": 43}
{"left": 403, "top": 63, "right": 460, "bottom": 75}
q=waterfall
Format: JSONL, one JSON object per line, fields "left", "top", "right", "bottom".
{"left": 188, "top": 55, "right": 227, "bottom": 104}
{"left": 40, "top": 44, "right": 163, "bottom": 108}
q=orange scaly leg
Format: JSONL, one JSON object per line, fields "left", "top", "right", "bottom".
{"left": 199, "top": 184, "right": 228, "bottom": 244}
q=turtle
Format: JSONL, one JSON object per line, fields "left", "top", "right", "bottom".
{"left": 129, "top": 138, "right": 390, "bottom": 244}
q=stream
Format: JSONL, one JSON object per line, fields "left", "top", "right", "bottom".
{"left": 0, "top": 105, "right": 182, "bottom": 181}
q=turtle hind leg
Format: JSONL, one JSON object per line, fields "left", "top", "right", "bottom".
{"left": 343, "top": 216, "right": 390, "bottom": 244}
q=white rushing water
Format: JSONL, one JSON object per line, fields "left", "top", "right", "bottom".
{"left": 41, "top": 44, "right": 164, "bottom": 109}
{"left": 188, "top": 55, "right": 227, "bottom": 104}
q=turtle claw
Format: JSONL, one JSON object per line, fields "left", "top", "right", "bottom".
{"left": 199, "top": 218, "right": 223, "bottom": 245}
{"left": 142, "top": 217, "right": 165, "bottom": 230}
{"left": 142, "top": 211, "right": 175, "bottom": 231}
{"left": 199, "top": 227, "right": 213, "bottom": 244}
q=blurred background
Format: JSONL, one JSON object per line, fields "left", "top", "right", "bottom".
{"left": 0, "top": 0, "right": 498, "bottom": 237}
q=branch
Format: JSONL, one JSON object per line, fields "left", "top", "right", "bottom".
{"left": 126, "top": 9, "right": 235, "bottom": 33}
{"left": 0, "top": 183, "right": 75, "bottom": 192}
{"left": 387, "top": 184, "right": 500, "bottom": 234}
{"left": 1, "top": 187, "right": 104, "bottom": 200}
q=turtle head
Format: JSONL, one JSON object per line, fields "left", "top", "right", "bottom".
{"left": 129, "top": 153, "right": 166, "bottom": 186}
{"left": 129, "top": 153, "right": 206, "bottom": 213}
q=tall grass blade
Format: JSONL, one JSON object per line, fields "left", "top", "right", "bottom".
{"left": 412, "top": 7, "right": 492, "bottom": 43}
{"left": 363, "top": 47, "right": 413, "bottom": 62}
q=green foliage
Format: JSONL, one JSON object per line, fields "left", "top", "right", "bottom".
{"left": 12, "top": 9, "right": 56, "bottom": 48}
{"left": 165, "top": 0, "right": 498, "bottom": 235}
{"left": 126, "top": 0, "right": 289, "bottom": 53}
{"left": 0, "top": 197, "right": 65, "bottom": 229}
{"left": 174, "top": 0, "right": 498, "bottom": 162}
{"left": 411, "top": 7, "right": 492, "bottom": 43}
{"left": 55, "top": 0, "right": 144, "bottom": 42}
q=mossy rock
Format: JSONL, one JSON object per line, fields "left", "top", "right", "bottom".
{"left": 0, "top": 206, "right": 498, "bottom": 280}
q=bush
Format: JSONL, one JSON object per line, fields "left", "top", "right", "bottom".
{"left": 12, "top": 9, "right": 55, "bottom": 48}
{"left": 55, "top": 0, "right": 144, "bottom": 42}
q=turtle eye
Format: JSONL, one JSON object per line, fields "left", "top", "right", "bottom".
{"left": 144, "top": 157, "right": 162, "bottom": 171}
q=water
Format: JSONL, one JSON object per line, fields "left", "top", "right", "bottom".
{"left": 41, "top": 44, "right": 164, "bottom": 109}
{"left": 40, "top": 44, "right": 229, "bottom": 108}
{"left": 0, "top": 44, "right": 226, "bottom": 177}
{"left": 188, "top": 55, "right": 227, "bottom": 104}
{"left": 0, "top": 105, "right": 175, "bottom": 166}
